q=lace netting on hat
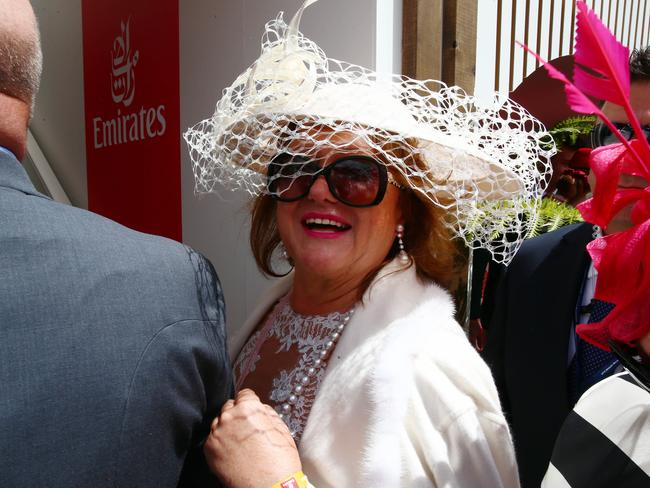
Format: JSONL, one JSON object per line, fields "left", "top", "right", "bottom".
{"left": 184, "top": 2, "right": 554, "bottom": 265}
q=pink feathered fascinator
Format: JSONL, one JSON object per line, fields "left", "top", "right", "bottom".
{"left": 521, "top": 1, "right": 650, "bottom": 351}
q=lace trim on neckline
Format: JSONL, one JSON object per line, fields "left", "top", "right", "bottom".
{"left": 234, "top": 293, "right": 353, "bottom": 440}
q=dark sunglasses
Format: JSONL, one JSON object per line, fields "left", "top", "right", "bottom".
{"left": 590, "top": 122, "right": 650, "bottom": 148}
{"left": 267, "top": 153, "right": 402, "bottom": 207}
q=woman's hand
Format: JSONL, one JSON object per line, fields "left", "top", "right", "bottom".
{"left": 204, "top": 389, "right": 302, "bottom": 488}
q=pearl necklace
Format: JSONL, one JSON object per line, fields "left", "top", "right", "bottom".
{"left": 278, "top": 306, "right": 355, "bottom": 438}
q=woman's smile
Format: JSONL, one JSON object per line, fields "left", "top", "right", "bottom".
{"left": 301, "top": 211, "right": 352, "bottom": 239}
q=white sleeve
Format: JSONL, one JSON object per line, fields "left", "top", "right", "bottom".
{"left": 408, "top": 351, "right": 521, "bottom": 488}
{"left": 443, "top": 409, "right": 521, "bottom": 488}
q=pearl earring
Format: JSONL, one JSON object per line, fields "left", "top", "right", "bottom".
{"left": 279, "top": 242, "right": 289, "bottom": 261}
{"left": 396, "top": 224, "right": 409, "bottom": 265}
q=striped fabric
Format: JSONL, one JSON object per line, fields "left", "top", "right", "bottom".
{"left": 542, "top": 371, "right": 650, "bottom": 487}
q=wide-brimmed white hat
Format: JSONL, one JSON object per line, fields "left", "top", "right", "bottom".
{"left": 184, "top": 0, "right": 554, "bottom": 264}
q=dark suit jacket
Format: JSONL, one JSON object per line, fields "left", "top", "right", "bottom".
{"left": 0, "top": 151, "right": 232, "bottom": 487}
{"left": 482, "top": 222, "right": 594, "bottom": 488}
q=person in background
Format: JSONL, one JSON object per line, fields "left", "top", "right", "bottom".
{"left": 0, "top": 1, "right": 232, "bottom": 486}
{"left": 542, "top": 329, "right": 650, "bottom": 486}
{"left": 469, "top": 55, "right": 591, "bottom": 354}
{"left": 542, "top": 34, "right": 650, "bottom": 482}
{"left": 481, "top": 46, "right": 650, "bottom": 488}
{"left": 184, "top": 1, "right": 553, "bottom": 486}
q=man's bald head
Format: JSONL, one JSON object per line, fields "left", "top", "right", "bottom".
{"left": 0, "top": 0, "right": 42, "bottom": 107}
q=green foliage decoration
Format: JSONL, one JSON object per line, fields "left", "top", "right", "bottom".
{"left": 465, "top": 197, "right": 583, "bottom": 244}
{"left": 541, "top": 115, "right": 598, "bottom": 151}
{"left": 525, "top": 197, "right": 584, "bottom": 238}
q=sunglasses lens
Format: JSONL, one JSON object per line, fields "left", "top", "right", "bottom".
{"left": 268, "top": 154, "right": 388, "bottom": 207}
{"left": 617, "top": 123, "right": 634, "bottom": 141}
{"left": 592, "top": 123, "right": 636, "bottom": 147}
{"left": 268, "top": 155, "right": 314, "bottom": 201}
{"left": 328, "top": 158, "right": 383, "bottom": 206}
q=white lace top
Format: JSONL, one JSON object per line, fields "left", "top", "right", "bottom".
{"left": 234, "top": 293, "right": 352, "bottom": 440}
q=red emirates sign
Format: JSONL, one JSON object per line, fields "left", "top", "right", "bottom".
{"left": 82, "top": 0, "right": 181, "bottom": 241}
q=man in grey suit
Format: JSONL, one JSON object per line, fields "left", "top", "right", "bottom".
{"left": 0, "top": 1, "right": 233, "bottom": 486}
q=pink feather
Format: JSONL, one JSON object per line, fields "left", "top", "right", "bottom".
{"left": 573, "top": 1, "right": 650, "bottom": 173}
{"left": 532, "top": 2, "right": 650, "bottom": 350}
{"left": 573, "top": 1, "right": 630, "bottom": 105}
{"left": 517, "top": 42, "right": 643, "bottom": 168}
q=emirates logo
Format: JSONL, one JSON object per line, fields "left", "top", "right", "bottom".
{"left": 92, "top": 16, "right": 167, "bottom": 150}
{"left": 110, "top": 18, "right": 139, "bottom": 107}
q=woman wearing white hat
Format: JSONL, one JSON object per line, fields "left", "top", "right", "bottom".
{"left": 186, "top": 1, "right": 553, "bottom": 486}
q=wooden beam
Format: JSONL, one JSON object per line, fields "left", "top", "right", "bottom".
{"left": 509, "top": 0, "right": 518, "bottom": 91}
{"left": 402, "top": 0, "right": 443, "bottom": 80}
{"left": 403, "top": 0, "right": 477, "bottom": 93}
{"left": 402, "top": 0, "right": 419, "bottom": 78}
{"left": 442, "top": 0, "right": 478, "bottom": 92}
{"left": 523, "top": 0, "right": 531, "bottom": 81}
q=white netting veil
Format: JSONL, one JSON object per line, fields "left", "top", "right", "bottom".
{"left": 184, "top": 0, "right": 554, "bottom": 265}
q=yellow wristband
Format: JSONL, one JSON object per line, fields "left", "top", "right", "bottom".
{"left": 270, "top": 470, "right": 308, "bottom": 488}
